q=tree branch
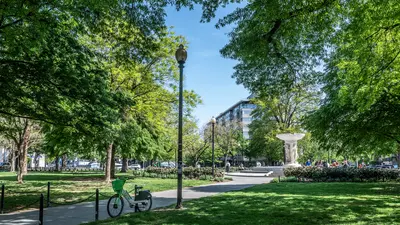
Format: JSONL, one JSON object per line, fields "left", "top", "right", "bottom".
{"left": 0, "top": 18, "right": 23, "bottom": 30}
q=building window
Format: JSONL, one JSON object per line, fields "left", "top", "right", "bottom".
{"left": 242, "top": 117, "right": 252, "bottom": 123}
{"left": 234, "top": 107, "right": 240, "bottom": 117}
{"left": 242, "top": 109, "right": 252, "bottom": 115}
{"left": 241, "top": 103, "right": 256, "bottom": 109}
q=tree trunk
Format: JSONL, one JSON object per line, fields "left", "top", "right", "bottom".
{"left": 10, "top": 147, "right": 16, "bottom": 172}
{"left": 17, "top": 120, "right": 31, "bottom": 183}
{"left": 231, "top": 152, "right": 235, "bottom": 166}
{"left": 224, "top": 153, "right": 228, "bottom": 166}
{"left": 55, "top": 156, "right": 60, "bottom": 172}
{"left": 397, "top": 147, "right": 400, "bottom": 164}
{"left": 111, "top": 144, "right": 116, "bottom": 178}
{"left": 34, "top": 153, "right": 39, "bottom": 168}
{"left": 105, "top": 143, "right": 113, "bottom": 183}
{"left": 61, "top": 154, "right": 67, "bottom": 171}
{"left": 121, "top": 157, "right": 128, "bottom": 173}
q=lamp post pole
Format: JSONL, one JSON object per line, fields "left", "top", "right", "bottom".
{"left": 175, "top": 45, "right": 187, "bottom": 209}
{"left": 211, "top": 117, "right": 216, "bottom": 177}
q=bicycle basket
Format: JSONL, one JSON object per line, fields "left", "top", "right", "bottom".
{"left": 112, "top": 178, "right": 126, "bottom": 192}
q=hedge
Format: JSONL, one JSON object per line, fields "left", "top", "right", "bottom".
{"left": 135, "top": 166, "right": 225, "bottom": 179}
{"left": 28, "top": 167, "right": 104, "bottom": 172}
{"left": 284, "top": 167, "right": 400, "bottom": 182}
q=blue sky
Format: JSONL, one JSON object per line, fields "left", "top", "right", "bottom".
{"left": 165, "top": 3, "right": 249, "bottom": 127}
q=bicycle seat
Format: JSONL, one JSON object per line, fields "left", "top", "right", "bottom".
{"left": 136, "top": 186, "right": 143, "bottom": 189}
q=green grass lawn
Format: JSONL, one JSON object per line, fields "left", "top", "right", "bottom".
{"left": 0, "top": 171, "right": 212, "bottom": 213}
{"left": 86, "top": 182, "right": 400, "bottom": 225}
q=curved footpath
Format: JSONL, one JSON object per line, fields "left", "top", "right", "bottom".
{"left": 0, "top": 176, "right": 272, "bottom": 225}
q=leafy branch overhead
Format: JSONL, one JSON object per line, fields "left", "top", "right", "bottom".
{"left": 213, "top": 0, "right": 400, "bottom": 156}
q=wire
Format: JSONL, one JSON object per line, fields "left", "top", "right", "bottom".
{"left": 48, "top": 193, "right": 96, "bottom": 206}
{"left": 6, "top": 198, "right": 41, "bottom": 213}
{"left": 50, "top": 194, "right": 95, "bottom": 205}
{"left": 98, "top": 192, "right": 112, "bottom": 198}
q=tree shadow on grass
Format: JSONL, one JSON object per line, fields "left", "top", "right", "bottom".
{"left": 87, "top": 183, "right": 400, "bottom": 225}
{"left": 0, "top": 172, "right": 104, "bottom": 182}
{"left": 187, "top": 184, "right": 254, "bottom": 193}
{"left": 244, "top": 182, "right": 400, "bottom": 197}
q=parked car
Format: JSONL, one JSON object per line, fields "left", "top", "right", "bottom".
{"left": 87, "top": 162, "right": 101, "bottom": 169}
{"left": 367, "top": 164, "right": 395, "bottom": 169}
{"left": 160, "top": 162, "right": 175, "bottom": 168}
{"left": 128, "top": 164, "right": 141, "bottom": 170}
{"left": 382, "top": 164, "right": 394, "bottom": 169}
{"left": 0, "top": 162, "right": 11, "bottom": 171}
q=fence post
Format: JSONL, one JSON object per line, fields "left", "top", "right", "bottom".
{"left": 39, "top": 194, "right": 44, "bottom": 225}
{"left": 47, "top": 182, "right": 50, "bottom": 207}
{"left": 134, "top": 185, "right": 138, "bottom": 212}
{"left": 1, "top": 184, "right": 4, "bottom": 214}
{"left": 95, "top": 189, "right": 99, "bottom": 221}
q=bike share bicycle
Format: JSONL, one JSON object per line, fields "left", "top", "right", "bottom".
{"left": 107, "top": 177, "right": 153, "bottom": 217}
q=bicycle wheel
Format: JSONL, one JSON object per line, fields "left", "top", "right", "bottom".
{"left": 107, "top": 194, "right": 124, "bottom": 218}
{"left": 137, "top": 193, "right": 152, "bottom": 212}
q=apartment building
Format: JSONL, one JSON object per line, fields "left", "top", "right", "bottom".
{"left": 215, "top": 95, "right": 256, "bottom": 139}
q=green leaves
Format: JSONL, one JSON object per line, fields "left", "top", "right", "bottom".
{"left": 212, "top": 0, "right": 400, "bottom": 157}
{"left": 219, "top": 0, "right": 333, "bottom": 95}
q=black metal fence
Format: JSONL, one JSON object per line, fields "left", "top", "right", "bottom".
{"left": 0, "top": 183, "right": 103, "bottom": 225}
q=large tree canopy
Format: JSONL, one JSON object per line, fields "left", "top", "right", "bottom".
{"left": 0, "top": 0, "right": 216, "bottom": 129}
{"left": 0, "top": 0, "right": 172, "bottom": 128}
{"left": 248, "top": 84, "right": 319, "bottom": 163}
{"left": 215, "top": 0, "right": 400, "bottom": 155}
{"left": 1, "top": 0, "right": 214, "bottom": 182}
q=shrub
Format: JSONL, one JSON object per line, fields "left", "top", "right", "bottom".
{"left": 211, "top": 177, "right": 224, "bottom": 182}
{"left": 224, "top": 176, "right": 233, "bottom": 181}
{"left": 228, "top": 166, "right": 250, "bottom": 172}
{"left": 271, "top": 176, "right": 298, "bottom": 183}
{"left": 139, "top": 167, "right": 225, "bottom": 180}
{"left": 284, "top": 167, "right": 400, "bottom": 182}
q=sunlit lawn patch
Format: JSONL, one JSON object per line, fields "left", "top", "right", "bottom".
{"left": 86, "top": 182, "right": 400, "bottom": 225}
{"left": 0, "top": 171, "right": 212, "bottom": 213}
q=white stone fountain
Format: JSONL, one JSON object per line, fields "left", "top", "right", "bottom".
{"left": 276, "top": 133, "right": 305, "bottom": 167}
{"left": 233, "top": 133, "right": 306, "bottom": 177}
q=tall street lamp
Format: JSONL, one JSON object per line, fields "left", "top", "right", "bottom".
{"left": 175, "top": 44, "right": 187, "bottom": 209}
{"left": 211, "top": 116, "right": 216, "bottom": 177}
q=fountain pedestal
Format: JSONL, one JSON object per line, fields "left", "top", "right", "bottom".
{"left": 234, "top": 133, "right": 306, "bottom": 177}
{"left": 276, "top": 133, "right": 305, "bottom": 167}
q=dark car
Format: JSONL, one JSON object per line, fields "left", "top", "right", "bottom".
{"left": 0, "top": 162, "right": 11, "bottom": 171}
{"left": 381, "top": 165, "right": 394, "bottom": 169}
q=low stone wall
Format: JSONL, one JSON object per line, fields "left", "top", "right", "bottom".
{"left": 240, "top": 166, "right": 285, "bottom": 177}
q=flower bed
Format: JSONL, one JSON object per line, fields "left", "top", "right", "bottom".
{"left": 284, "top": 167, "right": 400, "bottom": 182}
{"left": 133, "top": 166, "right": 225, "bottom": 180}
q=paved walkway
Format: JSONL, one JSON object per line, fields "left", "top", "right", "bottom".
{"left": 0, "top": 177, "right": 271, "bottom": 225}
{"left": 225, "top": 172, "right": 273, "bottom": 177}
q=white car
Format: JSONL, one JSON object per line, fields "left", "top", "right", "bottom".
{"left": 128, "top": 164, "right": 141, "bottom": 170}
{"left": 88, "top": 163, "right": 101, "bottom": 169}
{"left": 160, "top": 162, "right": 175, "bottom": 168}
